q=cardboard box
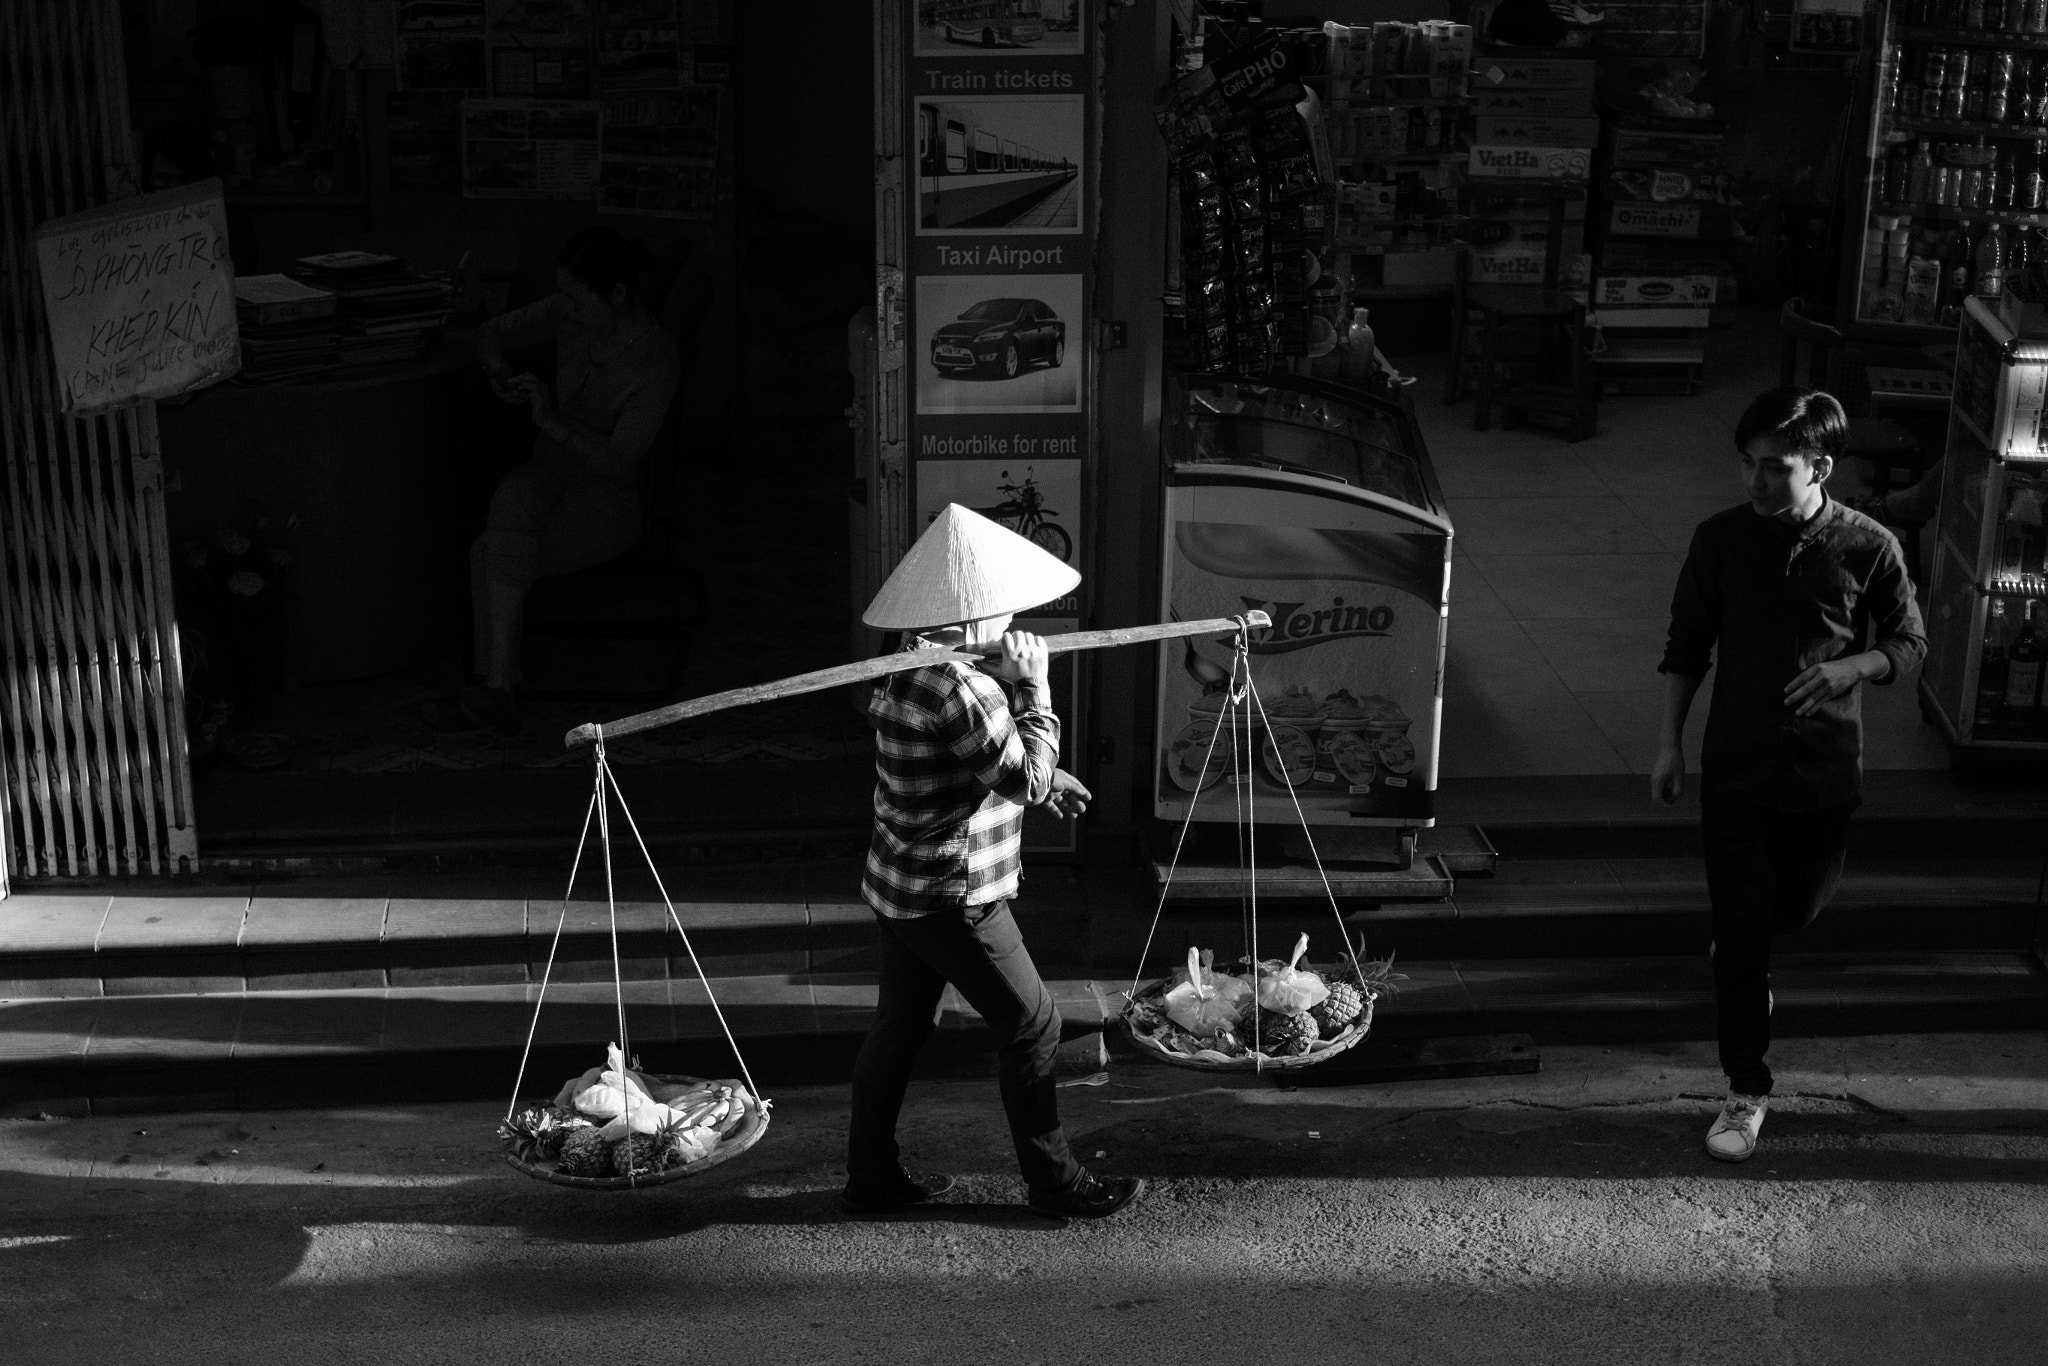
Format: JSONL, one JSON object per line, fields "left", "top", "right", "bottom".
{"left": 1474, "top": 115, "right": 1602, "bottom": 146}
{"left": 1466, "top": 190, "right": 1589, "bottom": 222}
{"left": 1601, "top": 166, "right": 1730, "bottom": 205}
{"left": 1468, "top": 144, "right": 1592, "bottom": 181}
{"left": 1471, "top": 52, "right": 1597, "bottom": 92}
{"left": 1604, "top": 201, "right": 1731, "bottom": 238}
{"left": 1594, "top": 274, "right": 1718, "bottom": 308}
{"left": 1472, "top": 87, "right": 1596, "bottom": 117}
{"left": 1603, "top": 125, "right": 1725, "bottom": 169}
{"left": 1471, "top": 244, "right": 1591, "bottom": 286}
{"left": 1472, "top": 218, "right": 1585, "bottom": 257}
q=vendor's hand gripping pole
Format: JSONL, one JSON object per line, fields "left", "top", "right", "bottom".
{"left": 564, "top": 612, "right": 1273, "bottom": 748}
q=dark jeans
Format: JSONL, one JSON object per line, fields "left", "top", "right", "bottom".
{"left": 1702, "top": 797, "right": 1858, "bottom": 1097}
{"left": 847, "top": 899, "right": 1083, "bottom": 1197}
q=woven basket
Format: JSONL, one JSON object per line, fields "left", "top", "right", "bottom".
{"left": 1120, "top": 978, "right": 1376, "bottom": 1073}
{"left": 503, "top": 1074, "right": 769, "bottom": 1190}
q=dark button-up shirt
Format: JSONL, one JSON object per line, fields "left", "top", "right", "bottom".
{"left": 1660, "top": 495, "right": 1927, "bottom": 811}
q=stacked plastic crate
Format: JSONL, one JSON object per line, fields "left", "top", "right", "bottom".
{"left": 1588, "top": 115, "right": 1729, "bottom": 395}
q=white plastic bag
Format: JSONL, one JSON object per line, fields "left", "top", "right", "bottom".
{"left": 1255, "top": 933, "right": 1330, "bottom": 1015}
{"left": 1163, "top": 946, "right": 1252, "bottom": 1038}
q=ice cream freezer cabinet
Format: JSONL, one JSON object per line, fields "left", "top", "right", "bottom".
{"left": 1153, "top": 374, "right": 1453, "bottom": 829}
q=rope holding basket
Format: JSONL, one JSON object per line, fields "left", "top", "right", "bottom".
{"left": 500, "top": 739, "right": 774, "bottom": 1189}
{"left": 1121, "top": 622, "right": 1396, "bottom": 1073}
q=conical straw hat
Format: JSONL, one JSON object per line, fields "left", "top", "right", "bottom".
{"left": 863, "top": 503, "right": 1082, "bottom": 630}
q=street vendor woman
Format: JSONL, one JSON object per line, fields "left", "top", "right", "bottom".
{"left": 843, "top": 504, "right": 1144, "bottom": 1221}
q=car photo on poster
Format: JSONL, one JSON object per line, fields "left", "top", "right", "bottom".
{"left": 929, "top": 298, "right": 1065, "bottom": 380}
{"left": 914, "top": 0, "right": 1085, "bottom": 54}
{"left": 915, "top": 273, "right": 1082, "bottom": 413}
{"left": 915, "top": 95, "right": 1082, "bottom": 233}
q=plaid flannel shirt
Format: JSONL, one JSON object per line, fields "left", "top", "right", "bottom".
{"left": 862, "top": 639, "right": 1060, "bottom": 919}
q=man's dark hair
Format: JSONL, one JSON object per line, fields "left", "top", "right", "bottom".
{"left": 1733, "top": 385, "right": 1847, "bottom": 465}
{"left": 556, "top": 225, "right": 656, "bottom": 301}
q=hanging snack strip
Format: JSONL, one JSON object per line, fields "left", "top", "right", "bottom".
{"left": 1121, "top": 628, "right": 1393, "bottom": 1072}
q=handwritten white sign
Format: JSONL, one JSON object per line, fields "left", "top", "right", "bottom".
{"left": 34, "top": 178, "right": 240, "bottom": 415}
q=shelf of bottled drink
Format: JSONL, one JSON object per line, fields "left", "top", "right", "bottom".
{"left": 1878, "top": 198, "right": 2048, "bottom": 224}
{"left": 1898, "top": 27, "right": 2048, "bottom": 51}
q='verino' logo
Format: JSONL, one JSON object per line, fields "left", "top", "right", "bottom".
{"left": 1242, "top": 596, "right": 1394, "bottom": 654}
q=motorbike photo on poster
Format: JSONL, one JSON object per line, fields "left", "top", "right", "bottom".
{"left": 924, "top": 466, "right": 1071, "bottom": 562}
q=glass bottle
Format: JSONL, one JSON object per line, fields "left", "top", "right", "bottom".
{"left": 1992, "top": 145, "right": 2015, "bottom": 206}
{"left": 1910, "top": 137, "right": 1937, "bottom": 203}
{"left": 1945, "top": 222, "right": 1979, "bottom": 323}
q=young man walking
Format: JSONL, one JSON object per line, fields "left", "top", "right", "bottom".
{"left": 1652, "top": 386, "right": 1927, "bottom": 1162}
{"left": 843, "top": 504, "right": 1144, "bottom": 1220}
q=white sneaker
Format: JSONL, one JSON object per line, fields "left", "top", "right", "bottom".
{"left": 1705, "top": 1092, "right": 1767, "bottom": 1162}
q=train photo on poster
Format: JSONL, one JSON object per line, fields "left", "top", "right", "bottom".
{"left": 919, "top": 0, "right": 1047, "bottom": 48}
{"left": 916, "top": 97, "right": 1080, "bottom": 230}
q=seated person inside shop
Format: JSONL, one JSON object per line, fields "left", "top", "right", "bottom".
{"left": 428, "top": 226, "right": 681, "bottom": 731}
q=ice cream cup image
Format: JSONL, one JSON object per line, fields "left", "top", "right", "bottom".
{"left": 1320, "top": 728, "right": 1377, "bottom": 789}
{"left": 1260, "top": 722, "right": 1318, "bottom": 789}
{"left": 1261, "top": 685, "right": 1324, "bottom": 740}
{"left": 1374, "top": 730, "right": 1417, "bottom": 777}
{"left": 1166, "top": 720, "right": 1231, "bottom": 792}
{"left": 1315, "top": 689, "right": 1371, "bottom": 759}
{"left": 1357, "top": 694, "right": 1412, "bottom": 745}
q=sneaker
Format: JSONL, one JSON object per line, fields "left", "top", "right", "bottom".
{"left": 1705, "top": 1092, "right": 1767, "bottom": 1163}
{"left": 840, "top": 1169, "right": 956, "bottom": 1214}
{"left": 1028, "top": 1170, "right": 1145, "bottom": 1220}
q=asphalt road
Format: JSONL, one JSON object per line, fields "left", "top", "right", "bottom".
{"left": 3, "top": 1033, "right": 2045, "bottom": 1365}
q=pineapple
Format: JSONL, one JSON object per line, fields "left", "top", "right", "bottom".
{"left": 1311, "top": 979, "right": 1367, "bottom": 1037}
{"left": 615, "top": 1115, "right": 698, "bottom": 1178}
{"left": 499, "top": 1105, "right": 569, "bottom": 1164}
{"left": 555, "top": 1125, "right": 614, "bottom": 1178}
{"left": 1256, "top": 1008, "right": 1319, "bottom": 1057}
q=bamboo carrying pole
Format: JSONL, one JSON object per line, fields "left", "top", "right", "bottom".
{"left": 564, "top": 612, "right": 1273, "bottom": 748}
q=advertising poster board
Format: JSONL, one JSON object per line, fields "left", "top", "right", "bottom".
{"left": 902, "top": 0, "right": 1092, "bottom": 851}
{"left": 34, "top": 179, "right": 240, "bottom": 415}
{"left": 459, "top": 98, "right": 601, "bottom": 198}
{"left": 1155, "top": 481, "right": 1447, "bottom": 827}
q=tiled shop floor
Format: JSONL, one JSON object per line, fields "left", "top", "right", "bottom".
{"left": 1410, "top": 313, "right": 1952, "bottom": 780}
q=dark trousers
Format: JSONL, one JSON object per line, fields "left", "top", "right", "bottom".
{"left": 1702, "top": 798, "right": 1858, "bottom": 1097}
{"left": 847, "top": 899, "right": 1083, "bottom": 1196}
